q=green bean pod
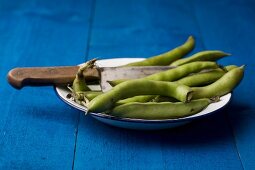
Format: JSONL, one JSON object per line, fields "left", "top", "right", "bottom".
{"left": 124, "top": 36, "right": 195, "bottom": 66}
{"left": 110, "top": 70, "right": 225, "bottom": 88}
{"left": 170, "top": 50, "right": 230, "bottom": 66}
{"left": 72, "top": 59, "right": 97, "bottom": 92}
{"left": 192, "top": 66, "right": 244, "bottom": 99}
{"left": 175, "top": 65, "right": 238, "bottom": 87}
{"left": 110, "top": 99, "right": 211, "bottom": 120}
{"left": 116, "top": 95, "right": 156, "bottom": 106}
{"left": 133, "top": 65, "right": 237, "bottom": 103}
{"left": 108, "top": 61, "right": 220, "bottom": 86}
{"left": 88, "top": 79, "right": 193, "bottom": 113}
{"left": 175, "top": 70, "right": 224, "bottom": 87}
{"left": 114, "top": 65, "right": 238, "bottom": 105}
{"left": 144, "top": 61, "right": 219, "bottom": 81}
{"left": 72, "top": 75, "right": 90, "bottom": 92}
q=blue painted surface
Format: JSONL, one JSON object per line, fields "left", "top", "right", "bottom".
{"left": 193, "top": 0, "right": 255, "bottom": 169}
{"left": 0, "top": 0, "right": 93, "bottom": 169}
{"left": 0, "top": 0, "right": 254, "bottom": 169}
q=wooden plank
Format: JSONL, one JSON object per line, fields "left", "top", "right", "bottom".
{"left": 193, "top": 0, "right": 255, "bottom": 169}
{"left": 73, "top": 0, "right": 243, "bottom": 169}
{"left": 0, "top": 0, "right": 93, "bottom": 169}
{"left": 87, "top": 0, "right": 205, "bottom": 59}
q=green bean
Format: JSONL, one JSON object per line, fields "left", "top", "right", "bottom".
{"left": 110, "top": 99, "right": 211, "bottom": 120}
{"left": 109, "top": 69, "right": 225, "bottom": 88}
{"left": 108, "top": 61, "right": 220, "bottom": 86}
{"left": 116, "top": 95, "right": 179, "bottom": 106}
{"left": 108, "top": 65, "right": 236, "bottom": 105}
{"left": 113, "top": 65, "right": 238, "bottom": 105}
{"left": 174, "top": 65, "right": 237, "bottom": 86}
{"left": 170, "top": 50, "right": 230, "bottom": 66}
{"left": 175, "top": 70, "right": 224, "bottom": 87}
{"left": 72, "top": 75, "right": 90, "bottom": 92}
{"left": 144, "top": 61, "right": 219, "bottom": 81}
{"left": 116, "top": 95, "right": 156, "bottom": 106}
{"left": 108, "top": 65, "right": 237, "bottom": 90}
{"left": 126, "top": 65, "right": 238, "bottom": 103}
{"left": 88, "top": 79, "right": 193, "bottom": 113}
{"left": 175, "top": 65, "right": 238, "bottom": 87}
{"left": 124, "top": 36, "right": 195, "bottom": 66}
{"left": 192, "top": 66, "right": 244, "bottom": 99}
{"left": 72, "top": 59, "right": 97, "bottom": 92}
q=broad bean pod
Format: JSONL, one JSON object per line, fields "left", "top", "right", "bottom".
{"left": 175, "top": 65, "right": 238, "bottom": 87}
{"left": 124, "top": 36, "right": 195, "bottom": 66}
{"left": 108, "top": 61, "right": 220, "bottom": 86}
{"left": 72, "top": 59, "right": 96, "bottom": 92}
{"left": 72, "top": 75, "right": 90, "bottom": 92}
{"left": 116, "top": 95, "right": 156, "bottom": 106}
{"left": 88, "top": 79, "right": 192, "bottom": 113}
{"left": 110, "top": 99, "right": 211, "bottom": 120}
{"left": 170, "top": 50, "right": 230, "bottom": 66}
{"left": 113, "top": 65, "right": 238, "bottom": 104}
{"left": 192, "top": 66, "right": 244, "bottom": 99}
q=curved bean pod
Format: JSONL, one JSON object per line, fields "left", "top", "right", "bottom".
{"left": 110, "top": 99, "right": 211, "bottom": 120}
{"left": 175, "top": 70, "right": 224, "bottom": 87}
{"left": 88, "top": 79, "right": 193, "bottom": 113}
{"left": 72, "top": 75, "right": 90, "bottom": 92}
{"left": 144, "top": 61, "right": 219, "bottom": 81}
{"left": 109, "top": 69, "right": 225, "bottom": 88}
{"left": 114, "top": 65, "right": 238, "bottom": 104}
{"left": 192, "top": 66, "right": 244, "bottom": 99}
{"left": 72, "top": 59, "right": 97, "bottom": 92}
{"left": 108, "top": 65, "right": 237, "bottom": 88}
{"left": 125, "top": 36, "right": 195, "bottom": 66}
{"left": 175, "top": 65, "right": 238, "bottom": 87}
{"left": 116, "top": 95, "right": 156, "bottom": 106}
{"left": 108, "top": 61, "right": 220, "bottom": 86}
{"left": 170, "top": 50, "right": 230, "bottom": 66}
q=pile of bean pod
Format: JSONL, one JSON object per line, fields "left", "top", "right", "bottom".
{"left": 69, "top": 36, "right": 244, "bottom": 120}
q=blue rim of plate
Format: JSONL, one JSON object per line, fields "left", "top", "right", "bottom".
{"left": 54, "top": 86, "right": 232, "bottom": 124}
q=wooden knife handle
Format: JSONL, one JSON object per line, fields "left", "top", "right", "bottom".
{"left": 7, "top": 66, "right": 99, "bottom": 89}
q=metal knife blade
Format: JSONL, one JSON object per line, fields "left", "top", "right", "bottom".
{"left": 98, "top": 66, "right": 174, "bottom": 92}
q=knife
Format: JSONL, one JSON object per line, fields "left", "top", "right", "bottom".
{"left": 7, "top": 65, "right": 173, "bottom": 91}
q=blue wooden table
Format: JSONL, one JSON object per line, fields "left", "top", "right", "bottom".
{"left": 0, "top": 0, "right": 254, "bottom": 169}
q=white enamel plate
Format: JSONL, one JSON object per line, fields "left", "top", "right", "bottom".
{"left": 55, "top": 58, "right": 231, "bottom": 130}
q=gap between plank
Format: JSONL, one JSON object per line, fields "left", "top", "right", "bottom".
{"left": 189, "top": 0, "right": 206, "bottom": 49}
{"left": 72, "top": 0, "right": 97, "bottom": 169}
{"left": 225, "top": 112, "right": 245, "bottom": 170}
{"left": 190, "top": 1, "right": 245, "bottom": 169}
{"left": 84, "top": 0, "right": 97, "bottom": 62}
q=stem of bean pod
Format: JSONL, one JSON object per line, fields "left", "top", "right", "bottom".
{"left": 209, "top": 96, "right": 221, "bottom": 102}
{"left": 78, "top": 58, "right": 97, "bottom": 78}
